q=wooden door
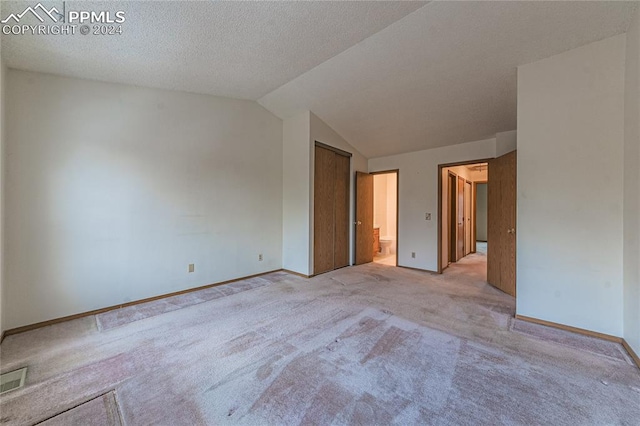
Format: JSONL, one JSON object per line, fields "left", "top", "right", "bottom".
{"left": 314, "top": 146, "right": 336, "bottom": 274}
{"left": 355, "top": 172, "right": 374, "bottom": 265}
{"left": 456, "top": 176, "right": 465, "bottom": 260}
{"left": 464, "top": 181, "right": 472, "bottom": 256}
{"left": 487, "top": 150, "right": 517, "bottom": 296}
{"left": 448, "top": 173, "right": 457, "bottom": 263}
{"left": 313, "top": 145, "right": 351, "bottom": 275}
{"left": 334, "top": 154, "right": 350, "bottom": 268}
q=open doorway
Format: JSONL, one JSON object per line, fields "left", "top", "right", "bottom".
{"left": 475, "top": 182, "right": 488, "bottom": 255}
{"left": 372, "top": 171, "right": 398, "bottom": 266}
{"left": 439, "top": 162, "right": 488, "bottom": 270}
{"left": 438, "top": 152, "right": 517, "bottom": 298}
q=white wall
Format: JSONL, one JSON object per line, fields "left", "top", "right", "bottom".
{"left": 517, "top": 35, "right": 626, "bottom": 336}
{"left": 624, "top": 9, "right": 640, "bottom": 356}
{"left": 385, "top": 172, "right": 397, "bottom": 241}
{"left": 310, "top": 112, "right": 367, "bottom": 270}
{"left": 374, "top": 174, "right": 388, "bottom": 235}
{"left": 446, "top": 165, "right": 488, "bottom": 183}
{"left": 281, "top": 111, "right": 367, "bottom": 275}
{"left": 496, "top": 130, "right": 517, "bottom": 157}
{"left": 369, "top": 138, "right": 496, "bottom": 272}
{"left": 5, "top": 70, "right": 283, "bottom": 330}
{"left": 373, "top": 172, "right": 397, "bottom": 241}
{"left": 0, "top": 58, "right": 5, "bottom": 336}
{"left": 282, "top": 111, "right": 311, "bottom": 275}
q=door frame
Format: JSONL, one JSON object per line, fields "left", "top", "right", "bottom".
{"left": 370, "top": 169, "right": 400, "bottom": 267}
{"left": 437, "top": 158, "right": 493, "bottom": 274}
{"left": 456, "top": 176, "right": 465, "bottom": 261}
{"left": 473, "top": 180, "right": 488, "bottom": 251}
{"left": 464, "top": 179, "right": 473, "bottom": 256}
{"left": 448, "top": 172, "right": 457, "bottom": 265}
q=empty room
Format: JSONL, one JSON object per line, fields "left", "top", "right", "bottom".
{"left": 1, "top": 1, "right": 639, "bottom": 424}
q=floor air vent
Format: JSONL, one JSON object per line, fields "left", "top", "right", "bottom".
{"left": 0, "top": 367, "right": 27, "bottom": 394}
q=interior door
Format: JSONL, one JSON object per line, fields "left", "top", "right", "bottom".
{"left": 487, "top": 150, "right": 517, "bottom": 296}
{"left": 334, "top": 154, "right": 350, "bottom": 269}
{"left": 448, "top": 173, "right": 457, "bottom": 263}
{"left": 314, "top": 146, "right": 336, "bottom": 274}
{"left": 355, "top": 172, "right": 374, "bottom": 265}
{"left": 456, "top": 176, "right": 465, "bottom": 260}
{"left": 464, "top": 181, "right": 472, "bottom": 255}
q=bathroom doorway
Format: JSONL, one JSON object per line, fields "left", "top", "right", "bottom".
{"left": 372, "top": 170, "right": 398, "bottom": 266}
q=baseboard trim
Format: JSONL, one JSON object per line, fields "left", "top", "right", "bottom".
{"left": 398, "top": 265, "right": 439, "bottom": 275}
{"left": 515, "top": 314, "right": 640, "bottom": 369}
{"left": 515, "top": 315, "right": 622, "bottom": 342}
{"left": 281, "top": 269, "right": 311, "bottom": 279}
{"left": 0, "top": 269, "right": 282, "bottom": 342}
{"left": 622, "top": 339, "right": 640, "bottom": 369}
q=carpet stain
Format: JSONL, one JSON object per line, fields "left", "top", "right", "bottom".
{"left": 299, "top": 381, "right": 354, "bottom": 425}
{"left": 220, "top": 331, "right": 266, "bottom": 357}
{"left": 348, "top": 392, "right": 411, "bottom": 425}
{"left": 249, "top": 352, "right": 338, "bottom": 422}
{"left": 360, "top": 326, "right": 417, "bottom": 364}
{"left": 256, "top": 355, "right": 283, "bottom": 381}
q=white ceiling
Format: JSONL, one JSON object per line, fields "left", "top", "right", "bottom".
{"left": 259, "top": 1, "right": 637, "bottom": 158}
{"left": 2, "top": 1, "right": 637, "bottom": 158}
{"left": 0, "top": 1, "right": 424, "bottom": 99}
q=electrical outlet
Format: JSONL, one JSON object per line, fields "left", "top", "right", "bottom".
{"left": 425, "top": 213, "right": 431, "bottom": 220}
{"left": 258, "top": 254, "right": 263, "bottom": 261}
{"left": 188, "top": 264, "right": 195, "bottom": 273}
{"left": 411, "top": 252, "right": 416, "bottom": 258}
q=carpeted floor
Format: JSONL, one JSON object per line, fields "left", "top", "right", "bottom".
{"left": 1, "top": 253, "right": 638, "bottom": 425}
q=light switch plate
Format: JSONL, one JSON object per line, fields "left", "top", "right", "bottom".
{"left": 425, "top": 213, "right": 431, "bottom": 220}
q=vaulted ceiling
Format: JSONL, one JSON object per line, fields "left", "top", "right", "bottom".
{"left": 2, "top": 1, "right": 637, "bottom": 158}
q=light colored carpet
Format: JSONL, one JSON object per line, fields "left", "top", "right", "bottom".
{"left": 1, "top": 255, "right": 638, "bottom": 425}
{"left": 38, "top": 392, "right": 121, "bottom": 426}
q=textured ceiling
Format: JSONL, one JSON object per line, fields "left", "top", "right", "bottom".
{"left": 0, "top": 1, "right": 424, "bottom": 100}
{"left": 2, "top": 1, "right": 637, "bottom": 158}
{"left": 259, "top": 1, "right": 637, "bottom": 158}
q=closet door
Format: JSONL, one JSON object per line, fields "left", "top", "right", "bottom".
{"left": 314, "top": 145, "right": 336, "bottom": 274}
{"left": 313, "top": 144, "right": 351, "bottom": 275}
{"left": 334, "top": 154, "right": 350, "bottom": 268}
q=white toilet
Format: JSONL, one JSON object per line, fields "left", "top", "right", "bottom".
{"left": 379, "top": 237, "right": 394, "bottom": 255}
